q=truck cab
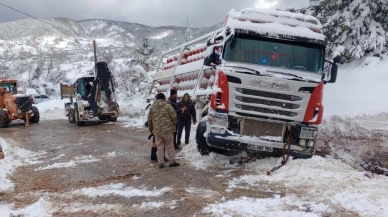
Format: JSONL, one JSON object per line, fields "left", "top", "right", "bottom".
{"left": 148, "top": 8, "right": 340, "bottom": 158}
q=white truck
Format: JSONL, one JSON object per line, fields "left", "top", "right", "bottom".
{"left": 146, "top": 8, "right": 340, "bottom": 158}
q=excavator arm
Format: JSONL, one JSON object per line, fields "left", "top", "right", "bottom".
{"left": 89, "top": 61, "right": 119, "bottom": 116}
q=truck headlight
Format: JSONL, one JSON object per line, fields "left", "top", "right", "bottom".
{"left": 300, "top": 127, "right": 317, "bottom": 139}
{"left": 208, "top": 115, "right": 228, "bottom": 127}
{"left": 308, "top": 140, "right": 315, "bottom": 147}
{"left": 210, "top": 127, "right": 226, "bottom": 134}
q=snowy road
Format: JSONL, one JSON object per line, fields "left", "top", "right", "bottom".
{"left": 0, "top": 120, "right": 388, "bottom": 216}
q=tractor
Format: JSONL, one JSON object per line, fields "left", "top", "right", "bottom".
{"left": 60, "top": 62, "right": 119, "bottom": 126}
{"left": 0, "top": 79, "right": 40, "bottom": 128}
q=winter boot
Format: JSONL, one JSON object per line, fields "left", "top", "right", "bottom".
{"left": 151, "top": 147, "right": 157, "bottom": 162}
{"left": 169, "top": 161, "right": 180, "bottom": 167}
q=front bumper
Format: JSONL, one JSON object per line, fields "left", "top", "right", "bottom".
{"left": 12, "top": 110, "right": 34, "bottom": 119}
{"left": 206, "top": 126, "right": 316, "bottom": 159}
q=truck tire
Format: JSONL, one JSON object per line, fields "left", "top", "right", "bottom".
{"left": 0, "top": 110, "right": 9, "bottom": 128}
{"left": 196, "top": 121, "right": 240, "bottom": 156}
{"left": 74, "top": 104, "right": 85, "bottom": 126}
{"left": 196, "top": 121, "right": 213, "bottom": 156}
{"left": 68, "top": 108, "right": 76, "bottom": 124}
{"left": 30, "top": 106, "right": 40, "bottom": 123}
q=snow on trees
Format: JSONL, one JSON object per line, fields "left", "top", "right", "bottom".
{"left": 304, "top": 0, "right": 388, "bottom": 61}
{"left": 131, "top": 38, "right": 156, "bottom": 72}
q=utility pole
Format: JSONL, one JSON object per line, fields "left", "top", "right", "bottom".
{"left": 184, "top": 10, "right": 192, "bottom": 40}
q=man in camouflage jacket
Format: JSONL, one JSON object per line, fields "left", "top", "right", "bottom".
{"left": 148, "top": 93, "right": 180, "bottom": 168}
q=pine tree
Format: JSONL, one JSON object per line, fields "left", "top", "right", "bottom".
{"left": 132, "top": 38, "right": 155, "bottom": 72}
{"left": 304, "top": 0, "right": 388, "bottom": 62}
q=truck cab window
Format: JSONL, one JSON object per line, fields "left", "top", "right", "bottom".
{"left": 224, "top": 36, "right": 324, "bottom": 74}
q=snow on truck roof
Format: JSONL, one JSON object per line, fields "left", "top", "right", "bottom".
{"left": 226, "top": 8, "right": 326, "bottom": 41}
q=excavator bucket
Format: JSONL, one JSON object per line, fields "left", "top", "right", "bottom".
{"left": 60, "top": 83, "right": 75, "bottom": 100}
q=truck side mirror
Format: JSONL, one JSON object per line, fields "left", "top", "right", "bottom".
{"left": 204, "top": 46, "right": 222, "bottom": 66}
{"left": 328, "top": 55, "right": 341, "bottom": 83}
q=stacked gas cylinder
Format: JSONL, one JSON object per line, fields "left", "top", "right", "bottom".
{"left": 163, "top": 43, "right": 207, "bottom": 70}
{"left": 156, "top": 42, "right": 214, "bottom": 97}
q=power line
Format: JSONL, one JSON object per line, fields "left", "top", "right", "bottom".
{"left": 0, "top": 2, "right": 57, "bottom": 29}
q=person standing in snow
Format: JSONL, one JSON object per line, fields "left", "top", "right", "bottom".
{"left": 177, "top": 93, "right": 196, "bottom": 145}
{"left": 0, "top": 144, "right": 4, "bottom": 159}
{"left": 168, "top": 89, "right": 186, "bottom": 149}
{"left": 148, "top": 93, "right": 180, "bottom": 168}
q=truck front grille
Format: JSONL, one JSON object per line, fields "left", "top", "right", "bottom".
{"left": 236, "top": 96, "right": 300, "bottom": 109}
{"left": 241, "top": 119, "right": 284, "bottom": 137}
{"left": 236, "top": 88, "right": 302, "bottom": 102}
{"left": 236, "top": 104, "right": 298, "bottom": 117}
{"left": 16, "top": 97, "right": 32, "bottom": 112}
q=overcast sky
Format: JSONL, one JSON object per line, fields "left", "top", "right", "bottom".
{"left": 0, "top": 0, "right": 309, "bottom": 27}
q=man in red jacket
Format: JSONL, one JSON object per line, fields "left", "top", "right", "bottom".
{"left": 177, "top": 93, "right": 196, "bottom": 145}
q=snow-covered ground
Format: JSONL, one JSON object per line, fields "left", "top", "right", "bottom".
{"left": 177, "top": 126, "right": 388, "bottom": 217}
{"left": 35, "top": 98, "right": 67, "bottom": 120}
{"left": 324, "top": 56, "right": 388, "bottom": 116}
{"left": 0, "top": 138, "right": 48, "bottom": 216}
{"left": 0, "top": 138, "right": 45, "bottom": 192}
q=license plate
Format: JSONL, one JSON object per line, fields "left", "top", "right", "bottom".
{"left": 247, "top": 144, "right": 273, "bottom": 152}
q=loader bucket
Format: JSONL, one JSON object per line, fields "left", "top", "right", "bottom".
{"left": 60, "top": 83, "right": 75, "bottom": 100}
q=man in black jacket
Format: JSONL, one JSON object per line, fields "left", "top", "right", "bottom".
{"left": 168, "top": 89, "right": 186, "bottom": 149}
{"left": 177, "top": 93, "right": 196, "bottom": 145}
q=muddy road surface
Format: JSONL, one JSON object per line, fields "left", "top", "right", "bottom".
{"left": 0, "top": 120, "right": 264, "bottom": 216}
{"left": 0, "top": 120, "right": 376, "bottom": 217}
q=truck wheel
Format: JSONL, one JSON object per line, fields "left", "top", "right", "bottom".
{"left": 0, "top": 110, "right": 9, "bottom": 128}
{"left": 74, "top": 104, "right": 85, "bottom": 126}
{"left": 196, "top": 121, "right": 212, "bottom": 156}
{"left": 109, "top": 116, "right": 117, "bottom": 122}
{"left": 68, "top": 108, "right": 76, "bottom": 124}
{"left": 30, "top": 106, "right": 40, "bottom": 123}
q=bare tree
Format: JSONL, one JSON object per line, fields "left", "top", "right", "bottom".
{"left": 99, "top": 50, "right": 117, "bottom": 72}
{"left": 116, "top": 66, "right": 148, "bottom": 99}
{"left": 0, "top": 49, "right": 17, "bottom": 78}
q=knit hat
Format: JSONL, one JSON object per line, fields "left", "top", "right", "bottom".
{"left": 155, "top": 93, "right": 166, "bottom": 100}
{"left": 170, "top": 89, "right": 177, "bottom": 96}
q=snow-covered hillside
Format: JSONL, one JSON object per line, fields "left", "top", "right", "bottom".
{"left": 0, "top": 17, "right": 220, "bottom": 57}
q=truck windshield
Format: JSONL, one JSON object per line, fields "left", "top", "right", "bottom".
{"left": 0, "top": 83, "right": 16, "bottom": 94}
{"left": 223, "top": 36, "right": 324, "bottom": 74}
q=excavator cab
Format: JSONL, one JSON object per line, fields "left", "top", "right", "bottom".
{"left": 75, "top": 77, "right": 94, "bottom": 101}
